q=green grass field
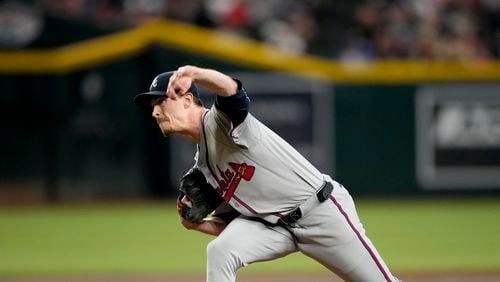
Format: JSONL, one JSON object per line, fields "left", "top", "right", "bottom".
{"left": 1, "top": 197, "right": 499, "bottom": 277}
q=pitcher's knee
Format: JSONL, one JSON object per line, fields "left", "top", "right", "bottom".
{"left": 207, "top": 238, "right": 244, "bottom": 272}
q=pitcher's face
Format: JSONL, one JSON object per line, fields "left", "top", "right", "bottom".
{"left": 151, "top": 95, "right": 184, "bottom": 136}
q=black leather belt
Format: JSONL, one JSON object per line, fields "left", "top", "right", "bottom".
{"left": 278, "top": 181, "right": 333, "bottom": 227}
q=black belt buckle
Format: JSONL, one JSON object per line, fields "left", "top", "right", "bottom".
{"left": 280, "top": 208, "right": 302, "bottom": 226}
{"left": 279, "top": 182, "right": 333, "bottom": 227}
{"left": 316, "top": 182, "right": 333, "bottom": 202}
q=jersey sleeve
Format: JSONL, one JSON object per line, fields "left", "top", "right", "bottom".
{"left": 204, "top": 79, "right": 260, "bottom": 149}
{"left": 214, "top": 79, "right": 250, "bottom": 127}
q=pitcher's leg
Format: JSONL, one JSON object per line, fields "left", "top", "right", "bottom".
{"left": 296, "top": 184, "right": 396, "bottom": 281}
{"left": 206, "top": 216, "right": 296, "bottom": 282}
{"left": 329, "top": 192, "right": 394, "bottom": 281}
{"left": 300, "top": 230, "right": 394, "bottom": 281}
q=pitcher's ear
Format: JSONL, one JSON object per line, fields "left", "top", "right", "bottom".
{"left": 183, "top": 92, "right": 194, "bottom": 108}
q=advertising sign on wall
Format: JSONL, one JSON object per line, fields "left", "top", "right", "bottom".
{"left": 416, "top": 84, "right": 500, "bottom": 189}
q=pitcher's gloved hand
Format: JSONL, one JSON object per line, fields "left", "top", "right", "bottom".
{"left": 177, "top": 168, "right": 223, "bottom": 224}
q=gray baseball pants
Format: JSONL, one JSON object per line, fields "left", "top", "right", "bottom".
{"left": 206, "top": 181, "right": 397, "bottom": 282}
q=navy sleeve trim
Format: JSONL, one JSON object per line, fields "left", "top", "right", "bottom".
{"left": 215, "top": 79, "right": 250, "bottom": 127}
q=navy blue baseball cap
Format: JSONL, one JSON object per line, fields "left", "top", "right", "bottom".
{"left": 134, "top": 71, "right": 199, "bottom": 109}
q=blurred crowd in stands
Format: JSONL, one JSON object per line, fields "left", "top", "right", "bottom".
{"left": 4, "top": 0, "right": 500, "bottom": 60}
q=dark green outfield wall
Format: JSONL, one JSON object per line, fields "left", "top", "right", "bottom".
{"left": 2, "top": 15, "right": 499, "bottom": 199}
{"left": 334, "top": 86, "right": 417, "bottom": 194}
{"left": 3, "top": 51, "right": 500, "bottom": 199}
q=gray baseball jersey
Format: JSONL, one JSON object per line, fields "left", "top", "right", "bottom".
{"left": 196, "top": 105, "right": 324, "bottom": 221}
{"left": 193, "top": 82, "right": 397, "bottom": 282}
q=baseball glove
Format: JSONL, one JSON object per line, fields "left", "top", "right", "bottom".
{"left": 177, "top": 168, "right": 223, "bottom": 224}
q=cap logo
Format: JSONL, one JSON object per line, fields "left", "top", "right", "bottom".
{"left": 150, "top": 76, "right": 158, "bottom": 89}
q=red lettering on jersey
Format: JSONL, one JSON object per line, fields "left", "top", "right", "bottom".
{"left": 213, "top": 162, "right": 255, "bottom": 201}
{"left": 215, "top": 165, "right": 234, "bottom": 194}
{"left": 224, "top": 162, "right": 255, "bottom": 201}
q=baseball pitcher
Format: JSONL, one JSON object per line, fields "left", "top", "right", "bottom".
{"left": 134, "top": 65, "right": 399, "bottom": 281}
